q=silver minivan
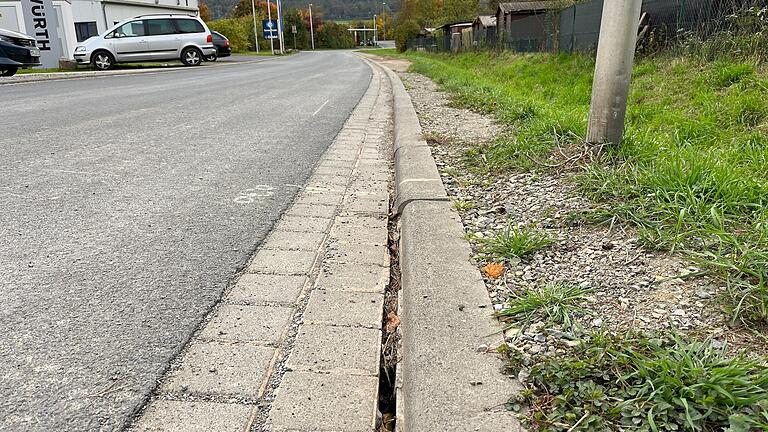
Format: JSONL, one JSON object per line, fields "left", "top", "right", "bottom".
{"left": 74, "top": 14, "right": 216, "bottom": 70}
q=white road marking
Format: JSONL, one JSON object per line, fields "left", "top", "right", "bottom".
{"left": 312, "top": 100, "right": 330, "bottom": 117}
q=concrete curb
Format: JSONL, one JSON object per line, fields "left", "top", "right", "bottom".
{"left": 0, "top": 55, "right": 281, "bottom": 86}
{"left": 371, "top": 59, "right": 522, "bottom": 431}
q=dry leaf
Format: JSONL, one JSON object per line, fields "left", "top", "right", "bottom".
{"left": 385, "top": 311, "right": 400, "bottom": 334}
{"left": 482, "top": 262, "right": 505, "bottom": 279}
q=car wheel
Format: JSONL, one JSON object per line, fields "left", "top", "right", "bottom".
{"left": 92, "top": 51, "right": 114, "bottom": 71}
{"left": 181, "top": 47, "right": 202, "bottom": 66}
{"left": 205, "top": 53, "right": 217, "bottom": 62}
{"left": 0, "top": 67, "right": 18, "bottom": 77}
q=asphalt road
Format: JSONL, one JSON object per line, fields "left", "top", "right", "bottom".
{"left": 0, "top": 51, "right": 371, "bottom": 431}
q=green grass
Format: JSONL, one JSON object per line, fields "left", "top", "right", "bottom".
{"left": 509, "top": 331, "right": 768, "bottom": 431}
{"left": 496, "top": 282, "right": 591, "bottom": 332}
{"left": 381, "top": 50, "right": 768, "bottom": 326}
{"left": 478, "top": 223, "right": 553, "bottom": 260}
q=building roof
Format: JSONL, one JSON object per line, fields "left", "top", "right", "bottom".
{"left": 497, "top": 1, "right": 563, "bottom": 14}
{"left": 475, "top": 15, "right": 497, "bottom": 27}
{"left": 437, "top": 21, "right": 473, "bottom": 31}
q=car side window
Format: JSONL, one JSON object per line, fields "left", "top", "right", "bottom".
{"left": 113, "top": 20, "right": 146, "bottom": 38}
{"left": 175, "top": 19, "right": 205, "bottom": 34}
{"left": 147, "top": 19, "right": 177, "bottom": 36}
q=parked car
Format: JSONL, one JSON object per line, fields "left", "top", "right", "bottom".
{"left": 205, "top": 31, "right": 231, "bottom": 62}
{"left": 0, "top": 28, "right": 41, "bottom": 76}
{"left": 73, "top": 14, "right": 216, "bottom": 70}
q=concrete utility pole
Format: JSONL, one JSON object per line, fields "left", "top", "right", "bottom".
{"left": 267, "top": 0, "right": 275, "bottom": 54}
{"left": 250, "top": 0, "right": 260, "bottom": 53}
{"left": 586, "top": 0, "right": 643, "bottom": 146}
{"left": 309, "top": 3, "right": 315, "bottom": 50}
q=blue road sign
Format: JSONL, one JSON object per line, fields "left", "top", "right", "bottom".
{"left": 262, "top": 20, "right": 279, "bottom": 39}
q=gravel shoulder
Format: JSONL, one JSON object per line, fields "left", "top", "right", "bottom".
{"left": 393, "top": 64, "right": 765, "bottom": 356}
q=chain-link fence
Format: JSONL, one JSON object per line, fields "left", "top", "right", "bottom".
{"left": 408, "top": 0, "right": 766, "bottom": 55}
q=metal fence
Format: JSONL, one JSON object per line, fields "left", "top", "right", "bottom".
{"left": 409, "top": 0, "right": 766, "bottom": 54}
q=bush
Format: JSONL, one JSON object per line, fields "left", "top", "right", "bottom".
{"left": 394, "top": 19, "right": 420, "bottom": 52}
{"left": 207, "top": 17, "right": 253, "bottom": 52}
{"left": 316, "top": 21, "right": 355, "bottom": 49}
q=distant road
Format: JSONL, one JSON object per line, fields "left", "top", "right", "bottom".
{"left": 0, "top": 51, "right": 371, "bottom": 431}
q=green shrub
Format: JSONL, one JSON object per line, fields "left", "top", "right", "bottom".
{"left": 207, "top": 17, "right": 253, "bottom": 52}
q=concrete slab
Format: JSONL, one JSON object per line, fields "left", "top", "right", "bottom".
{"left": 330, "top": 224, "right": 388, "bottom": 246}
{"left": 267, "top": 372, "right": 379, "bottom": 432}
{"left": 262, "top": 230, "right": 326, "bottom": 252}
{"left": 246, "top": 249, "right": 317, "bottom": 275}
{"left": 283, "top": 203, "right": 337, "bottom": 220}
{"left": 227, "top": 274, "right": 306, "bottom": 304}
{"left": 303, "top": 290, "right": 383, "bottom": 329}
{"left": 399, "top": 200, "right": 519, "bottom": 430}
{"left": 287, "top": 325, "right": 381, "bottom": 374}
{"left": 293, "top": 192, "right": 345, "bottom": 207}
{"left": 274, "top": 215, "right": 333, "bottom": 234}
{"left": 325, "top": 242, "right": 389, "bottom": 268}
{"left": 132, "top": 400, "right": 252, "bottom": 432}
{"left": 163, "top": 341, "right": 275, "bottom": 397}
{"left": 199, "top": 305, "right": 293, "bottom": 344}
{"left": 315, "top": 262, "right": 388, "bottom": 294}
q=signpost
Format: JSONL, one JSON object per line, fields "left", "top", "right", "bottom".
{"left": 263, "top": 19, "right": 279, "bottom": 39}
{"left": 20, "top": 0, "right": 61, "bottom": 68}
{"left": 292, "top": 25, "right": 297, "bottom": 50}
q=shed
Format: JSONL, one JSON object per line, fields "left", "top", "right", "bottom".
{"left": 472, "top": 15, "right": 497, "bottom": 47}
{"left": 496, "top": 1, "right": 562, "bottom": 51}
{"left": 436, "top": 21, "right": 473, "bottom": 52}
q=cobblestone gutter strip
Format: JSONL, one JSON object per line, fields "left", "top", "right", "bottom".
{"left": 128, "top": 56, "right": 393, "bottom": 432}
{"left": 369, "top": 58, "right": 522, "bottom": 431}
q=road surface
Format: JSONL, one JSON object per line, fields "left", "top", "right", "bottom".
{"left": 0, "top": 51, "right": 371, "bottom": 431}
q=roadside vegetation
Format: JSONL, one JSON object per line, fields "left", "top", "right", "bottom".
{"left": 376, "top": 6, "right": 768, "bottom": 430}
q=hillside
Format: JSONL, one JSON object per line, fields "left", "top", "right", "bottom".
{"left": 205, "top": 0, "right": 399, "bottom": 20}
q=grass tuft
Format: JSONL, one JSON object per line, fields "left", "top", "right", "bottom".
{"left": 510, "top": 331, "right": 768, "bottom": 431}
{"left": 496, "top": 282, "right": 590, "bottom": 331}
{"left": 478, "top": 224, "right": 553, "bottom": 260}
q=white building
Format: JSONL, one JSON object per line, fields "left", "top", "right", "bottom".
{"left": 0, "top": 0, "right": 199, "bottom": 59}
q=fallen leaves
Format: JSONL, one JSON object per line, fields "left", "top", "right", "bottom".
{"left": 482, "top": 262, "right": 505, "bottom": 279}
{"left": 385, "top": 312, "right": 400, "bottom": 334}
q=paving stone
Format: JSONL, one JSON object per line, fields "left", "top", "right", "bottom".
{"left": 315, "top": 262, "right": 388, "bottom": 293}
{"left": 330, "top": 221, "right": 388, "bottom": 246}
{"left": 283, "top": 203, "right": 337, "bottom": 219}
{"left": 313, "top": 166, "right": 353, "bottom": 177}
{"left": 343, "top": 197, "right": 389, "bottom": 215}
{"left": 274, "top": 215, "right": 333, "bottom": 234}
{"left": 316, "top": 160, "right": 356, "bottom": 170}
{"left": 227, "top": 274, "right": 306, "bottom": 304}
{"left": 246, "top": 249, "right": 317, "bottom": 275}
{"left": 163, "top": 342, "right": 275, "bottom": 397}
{"left": 262, "top": 230, "right": 325, "bottom": 252}
{"left": 325, "top": 242, "right": 389, "bottom": 267}
{"left": 267, "top": 372, "right": 378, "bottom": 432}
{"left": 303, "top": 290, "right": 383, "bottom": 328}
{"left": 199, "top": 304, "right": 293, "bottom": 343}
{"left": 308, "top": 174, "right": 350, "bottom": 186}
{"left": 293, "top": 192, "right": 344, "bottom": 207}
{"left": 133, "top": 400, "right": 252, "bottom": 432}
{"left": 288, "top": 325, "right": 381, "bottom": 374}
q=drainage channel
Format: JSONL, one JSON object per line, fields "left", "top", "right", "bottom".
{"left": 377, "top": 204, "right": 401, "bottom": 432}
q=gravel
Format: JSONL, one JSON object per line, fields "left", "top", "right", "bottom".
{"left": 397, "top": 70, "right": 766, "bottom": 356}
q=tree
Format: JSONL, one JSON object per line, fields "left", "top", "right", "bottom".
{"left": 440, "top": 0, "right": 477, "bottom": 24}
{"left": 199, "top": 0, "right": 212, "bottom": 22}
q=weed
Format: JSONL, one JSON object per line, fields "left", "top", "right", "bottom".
{"left": 496, "top": 282, "right": 591, "bottom": 331}
{"left": 510, "top": 331, "right": 768, "bottom": 431}
{"left": 478, "top": 224, "right": 553, "bottom": 260}
{"left": 452, "top": 199, "right": 475, "bottom": 211}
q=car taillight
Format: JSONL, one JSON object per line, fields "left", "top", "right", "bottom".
{"left": 224, "top": 40, "right": 229, "bottom": 47}
{"left": 207, "top": 34, "right": 212, "bottom": 43}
